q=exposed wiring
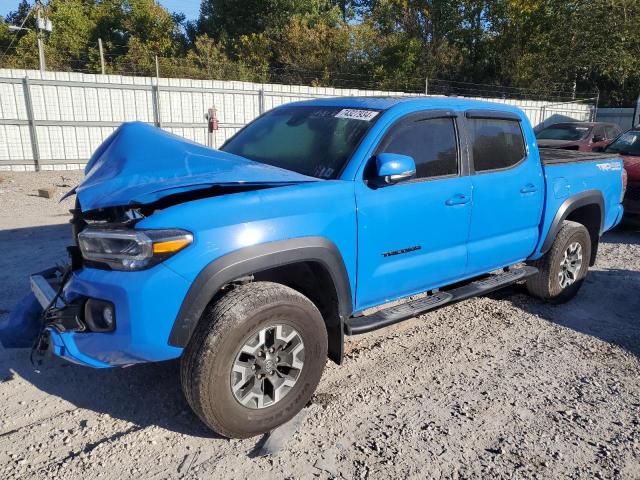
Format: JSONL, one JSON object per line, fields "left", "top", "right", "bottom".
{"left": 30, "top": 266, "right": 71, "bottom": 372}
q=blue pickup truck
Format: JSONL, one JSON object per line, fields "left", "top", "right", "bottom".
{"left": 1, "top": 97, "right": 626, "bottom": 438}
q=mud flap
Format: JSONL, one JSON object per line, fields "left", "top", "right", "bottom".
{"left": 0, "top": 292, "right": 43, "bottom": 348}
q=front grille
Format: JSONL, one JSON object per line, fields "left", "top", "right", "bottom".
{"left": 69, "top": 198, "right": 87, "bottom": 270}
{"left": 69, "top": 198, "right": 87, "bottom": 246}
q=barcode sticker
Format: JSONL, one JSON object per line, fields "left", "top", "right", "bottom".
{"left": 335, "top": 109, "right": 379, "bottom": 121}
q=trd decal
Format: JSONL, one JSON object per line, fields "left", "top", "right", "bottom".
{"left": 596, "top": 162, "right": 622, "bottom": 172}
{"left": 382, "top": 246, "right": 422, "bottom": 258}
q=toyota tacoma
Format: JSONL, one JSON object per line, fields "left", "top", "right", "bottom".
{"left": 0, "top": 97, "right": 626, "bottom": 438}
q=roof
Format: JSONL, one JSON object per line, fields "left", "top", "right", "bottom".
{"left": 287, "top": 95, "right": 524, "bottom": 114}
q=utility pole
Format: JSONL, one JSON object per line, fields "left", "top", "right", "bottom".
{"left": 425, "top": 78, "right": 429, "bottom": 96}
{"left": 98, "top": 38, "right": 105, "bottom": 75}
{"left": 37, "top": 37, "right": 45, "bottom": 73}
{"left": 34, "top": 0, "right": 52, "bottom": 73}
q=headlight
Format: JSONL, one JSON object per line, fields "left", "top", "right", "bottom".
{"left": 78, "top": 228, "right": 193, "bottom": 271}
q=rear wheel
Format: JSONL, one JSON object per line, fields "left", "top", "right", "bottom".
{"left": 526, "top": 220, "right": 591, "bottom": 303}
{"left": 180, "top": 281, "right": 327, "bottom": 438}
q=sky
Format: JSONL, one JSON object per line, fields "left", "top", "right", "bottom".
{"left": 1, "top": 1, "right": 201, "bottom": 22}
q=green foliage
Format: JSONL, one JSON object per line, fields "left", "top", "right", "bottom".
{"left": 1, "top": 0, "right": 639, "bottom": 106}
{"left": 195, "top": 0, "right": 335, "bottom": 40}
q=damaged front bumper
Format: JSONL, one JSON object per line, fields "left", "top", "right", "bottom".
{"left": 25, "top": 266, "right": 112, "bottom": 368}
{"left": 31, "top": 267, "right": 85, "bottom": 333}
{"left": 2, "top": 261, "right": 191, "bottom": 368}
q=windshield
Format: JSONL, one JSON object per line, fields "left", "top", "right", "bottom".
{"left": 605, "top": 130, "right": 640, "bottom": 156}
{"left": 536, "top": 124, "right": 591, "bottom": 141}
{"left": 221, "top": 106, "right": 380, "bottom": 179}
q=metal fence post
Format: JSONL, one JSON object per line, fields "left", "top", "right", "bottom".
{"left": 152, "top": 56, "right": 162, "bottom": 128}
{"left": 22, "top": 76, "right": 41, "bottom": 171}
{"left": 592, "top": 91, "right": 600, "bottom": 122}
{"left": 258, "top": 89, "right": 265, "bottom": 115}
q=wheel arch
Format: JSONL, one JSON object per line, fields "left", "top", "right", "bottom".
{"left": 168, "top": 237, "right": 353, "bottom": 364}
{"left": 541, "top": 190, "right": 604, "bottom": 266}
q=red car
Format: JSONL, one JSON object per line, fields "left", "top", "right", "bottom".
{"left": 602, "top": 128, "right": 640, "bottom": 223}
{"left": 536, "top": 122, "right": 621, "bottom": 151}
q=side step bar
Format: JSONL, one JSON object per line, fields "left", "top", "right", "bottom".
{"left": 344, "top": 266, "right": 538, "bottom": 335}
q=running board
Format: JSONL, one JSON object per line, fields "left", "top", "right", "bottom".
{"left": 344, "top": 266, "right": 538, "bottom": 335}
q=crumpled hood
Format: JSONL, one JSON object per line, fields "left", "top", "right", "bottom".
{"left": 74, "top": 122, "right": 317, "bottom": 212}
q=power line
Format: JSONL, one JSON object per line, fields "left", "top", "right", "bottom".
{"left": 0, "top": 2, "right": 35, "bottom": 62}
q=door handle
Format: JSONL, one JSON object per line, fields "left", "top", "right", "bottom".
{"left": 520, "top": 184, "right": 537, "bottom": 194}
{"left": 445, "top": 194, "right": 470, "bottom": 206}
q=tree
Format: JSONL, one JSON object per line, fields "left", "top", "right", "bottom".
{"left": 195, "top": 0, "right": 334, "bottom": 40}
{"left": 1, "top": 0, "right": 638, "bottom": 105}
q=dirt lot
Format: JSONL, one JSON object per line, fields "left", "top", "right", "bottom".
{"left": 1, "top": 171, "right": 639, "bottom": 480}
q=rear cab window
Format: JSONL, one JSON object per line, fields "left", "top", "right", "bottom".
{"left": 466, "top": 113, "right": 526, "bottom": 172}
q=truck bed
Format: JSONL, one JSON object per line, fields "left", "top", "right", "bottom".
{"left": 540, "top": 148, "right": 621, "bottom": 165}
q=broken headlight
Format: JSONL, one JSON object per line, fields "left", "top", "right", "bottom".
{"left": 77, "top": 229, "right": 192, "bottom": 271}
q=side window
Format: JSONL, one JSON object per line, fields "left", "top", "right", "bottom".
{"left": 606, "top": 126, "right": 620, "bottom": 139}
{"left": 468, "top": 118, "right": 526, "bottom": 172}
{"left": 377, "top": 117, "right": 458, "bottom": 179}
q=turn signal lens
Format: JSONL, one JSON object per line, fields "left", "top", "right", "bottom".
{"left": 152, "top": 237, "right": 192, "bottom": 254}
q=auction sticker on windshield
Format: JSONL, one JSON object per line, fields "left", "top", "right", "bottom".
{"left": 335, "top": 109, "right": 379, "bottom": 121}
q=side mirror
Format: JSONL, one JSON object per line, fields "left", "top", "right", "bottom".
{"left": 592, "top": 134, "right": 604, "bottom": 143}
{"left": 375, "top": 153, "right": 416, "bottom": 185}
{"left": 592, "top": 146, "right": 605, "bottom": 153}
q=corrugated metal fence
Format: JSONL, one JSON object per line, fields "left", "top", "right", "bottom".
{"left": 596, "top": 108, "right": 638, "bottom": 131}
{"left": 0, "top": 68, "right": 595, "bottom": 172}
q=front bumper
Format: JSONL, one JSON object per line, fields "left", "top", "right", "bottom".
{"left": 30, "top": 264, "right": 191, "bottom": 368}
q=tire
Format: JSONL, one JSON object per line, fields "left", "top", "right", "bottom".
{"left": 526, "top": 220, "right": 591, "bottom": 304}
{"left": 180, "top": 281, "right": 328, "bottom": 438}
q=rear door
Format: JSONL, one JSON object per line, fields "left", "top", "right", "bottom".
{"left": 464, "top": 110, "right": 544, "bottom": 275}
{"left": 355, "top": 111, "right": 472, "bottom": 310}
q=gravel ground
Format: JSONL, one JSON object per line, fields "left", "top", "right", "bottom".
{"left": 1, "top": 171, "right": 639, "bottom": 480}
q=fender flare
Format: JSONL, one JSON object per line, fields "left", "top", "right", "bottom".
{"left": 540, "top": 189, "right": 604, "bottom": 255}
{"left": 168, "top": 237, "right": 353, "bottom": 363}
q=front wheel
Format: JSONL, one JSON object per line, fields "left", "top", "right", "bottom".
{"left": 526, "top": 220, "right": 591, "bottom": 304}
{"left": 180, "top": 281, "right": 328, "bottom": 438}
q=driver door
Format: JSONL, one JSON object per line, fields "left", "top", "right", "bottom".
{"left": 354, "top": 112, "right": 472, "bottom": 310}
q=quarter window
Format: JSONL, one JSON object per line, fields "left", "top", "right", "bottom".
{"left": 468, "top": 118, "right": 526, "bottom": 172}
{"left": 377, "top": 117, "right": 458, "bottom": 179}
